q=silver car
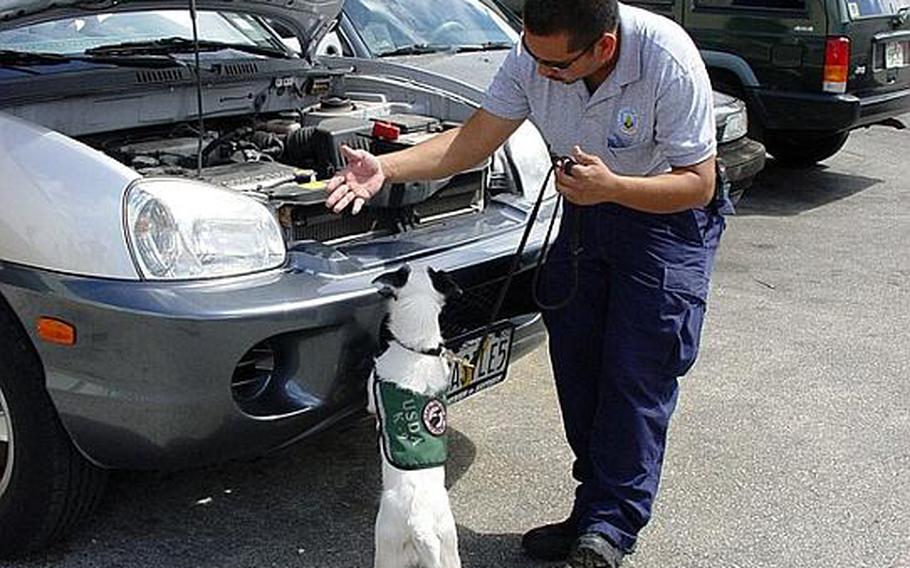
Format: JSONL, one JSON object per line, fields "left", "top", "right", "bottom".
{"left": 0, "top": 0, "right": 554, "bottom": 556}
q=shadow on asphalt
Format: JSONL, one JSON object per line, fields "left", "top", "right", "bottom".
{"left": 12, "top": 418, "right": 543, "bottom": 568}
{"left": 734, "top": 159, "right": 882, "bottom": 217}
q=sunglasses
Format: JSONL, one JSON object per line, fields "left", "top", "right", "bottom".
{"left": 521, "top": 33, "right": 601, "bottom": 71}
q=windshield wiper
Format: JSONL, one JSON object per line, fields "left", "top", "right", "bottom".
{"left": 376, "top": 43, "right": 452, "bottom": 57}
{"left": 84, "top": 36, "right": 290, "bottom": 59}
{"left": 0, "top": 49, "right": 69, "bottom": 66}
{"left": 450, "top": 42, "right": 514, "bottom": 53}
{"left": 0, "top": 48, "right": 180, "bottom": 69}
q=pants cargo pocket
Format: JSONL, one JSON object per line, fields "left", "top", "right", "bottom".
{"left": 661, "top": 265, "right": 708, "bottom": 377}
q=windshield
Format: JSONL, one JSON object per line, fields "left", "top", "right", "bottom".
{"left": 848, "top": 0, "right": 910, "bottom": 18}
{"left": 0, "top": 10, "right": 279, "bottom": 55}
{"left": 344, "top": 0, "right": 518, "bottom": 56}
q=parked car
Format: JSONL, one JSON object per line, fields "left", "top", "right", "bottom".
{"left": 626, "top": 0, "right": 910, "bottom": 165}
{"left": 506, "top": 0, "right": 910, "bottom": 166}
{"left": 0, "top": 0, "right": 554, "bottom": 557}
{"left": 307, "top": 0, "right": 765, "bottom": 199}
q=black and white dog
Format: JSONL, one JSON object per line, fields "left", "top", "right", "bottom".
{"left": 367, "top": 264, "right": 463, "bottom": 568}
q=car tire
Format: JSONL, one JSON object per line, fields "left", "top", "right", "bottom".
{"left": 764, "top": 130, "right": 850, "bottom": 167}
{"left": 0, "top": 300, "right": 107, "bottom": 559}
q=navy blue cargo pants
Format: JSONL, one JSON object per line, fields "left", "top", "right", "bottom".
{"left": 540, "top": 201, "right": 724, "bottom": 553}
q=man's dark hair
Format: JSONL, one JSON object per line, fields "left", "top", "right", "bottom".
{"left": 523, "top": 0, "right": 619, "bottom": 51}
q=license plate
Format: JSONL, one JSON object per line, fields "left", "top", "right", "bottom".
{"left": 885, "top": 41, "right": 908, "bottom": 69}
{"left": 446, "top": 321, "right": 515, "bottom": 403}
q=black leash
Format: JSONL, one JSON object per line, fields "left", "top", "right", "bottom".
{"left": 468, "top": 155, "right": 584, "bottom": 368}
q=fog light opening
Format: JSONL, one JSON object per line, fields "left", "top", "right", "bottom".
{"left": 232, "top": 342, "right": 276, "bottom": 403}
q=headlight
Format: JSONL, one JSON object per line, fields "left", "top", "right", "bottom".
{"left": 719, "top": 106, "right": 748, "bottom": 143}
{"left": 125, "top": 179, "right": 286, "bottom": 280}
{"left": 506, "top": 121, "right": 557, "bottom": 201}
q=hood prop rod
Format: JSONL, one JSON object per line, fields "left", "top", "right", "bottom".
{"left": 190, "top": 0, "right": 205, "bottom": 177}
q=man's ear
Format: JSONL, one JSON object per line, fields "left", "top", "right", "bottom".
{"left": 428, "top": 267, "right": 463, "bottom": 299}
{"left": 596, "top": 32, "right": 617, "bottom": 63}
{"left": 372, "top": 264, "right": 411, "bottom": 298}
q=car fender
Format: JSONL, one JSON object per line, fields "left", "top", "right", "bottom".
{"left": 700, "top": 50, "right": 761, "bottom": 89}
{"left": 0, "top": 112, "right": 140, "bottom": 279}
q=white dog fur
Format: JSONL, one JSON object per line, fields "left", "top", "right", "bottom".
{"left": 367, "top": 266, "right": 461, "bottom": 568}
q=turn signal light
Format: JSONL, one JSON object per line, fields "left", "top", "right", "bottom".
{"left": 37, "top": 317, "right": 76, "bottom": 346}
{"left": 824, "top": 36, "right": 850, "bottom": 94}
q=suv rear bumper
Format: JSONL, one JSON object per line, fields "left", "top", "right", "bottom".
{"left": 750, "top": 86, "right": 910, "bottom": 132}
{"left": 856, "top": 88, "right": 910, "bottom": 127}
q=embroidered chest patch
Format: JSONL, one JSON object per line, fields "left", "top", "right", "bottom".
{"left": 375, "top": 380, "right": 448, "bottom": 470}
{"left": 617, "top": 108, "right": 639, "bottom": 136}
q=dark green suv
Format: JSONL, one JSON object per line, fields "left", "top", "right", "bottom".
{"left": 503, "top": 0, "right": 910, "bottom": 166}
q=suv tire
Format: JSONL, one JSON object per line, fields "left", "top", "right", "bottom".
{"left": 764, "top": 130, "right": 850, "bottom": 167}
{"left": 0, "top": 300, "right": 107, "bottom": 559}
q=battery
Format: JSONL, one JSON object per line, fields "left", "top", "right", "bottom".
{"left": 370, "top": 114, "right": 441, "bottom": 134}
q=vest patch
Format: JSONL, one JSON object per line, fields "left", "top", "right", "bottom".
{"left": 375, "top": 380, "right": 448, "bottom": 470}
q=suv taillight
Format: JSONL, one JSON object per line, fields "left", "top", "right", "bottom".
{"left": 824, "top": 37, "right": 850, "bottom": 94}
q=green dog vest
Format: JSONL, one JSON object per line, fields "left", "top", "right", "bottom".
{"left": 374, "top": 380, "right": 448, "bottom": 470}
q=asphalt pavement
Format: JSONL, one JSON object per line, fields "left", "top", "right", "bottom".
{"left": 5, "top": 116, "right": 909, "bottom": 568}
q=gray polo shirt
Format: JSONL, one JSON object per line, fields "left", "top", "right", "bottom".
{"left": 482, "top": 3, "right": 716, "bottom": 177}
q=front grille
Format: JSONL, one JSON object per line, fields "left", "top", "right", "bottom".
{"left": 284, "top": 172, "right": 484, "bottom": 244}
{"left": 413, "top": 189, "right": 480, "bottom": 221}
{"left": 487, "top": 171, "right": 511, "bottom": 195}
{"left": 291, "top": 208, "right": 386, "bottom": 242}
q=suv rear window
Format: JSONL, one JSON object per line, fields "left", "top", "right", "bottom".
{"left": 846, "top": 0, "right": 910, "bottom": 18}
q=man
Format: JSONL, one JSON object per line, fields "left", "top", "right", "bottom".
{"left": 326, "top": 1, "right": 725, "bottom": 566}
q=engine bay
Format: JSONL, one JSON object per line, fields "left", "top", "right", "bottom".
{"left": 82, "top": 91, "right": 496, "bottom": 245}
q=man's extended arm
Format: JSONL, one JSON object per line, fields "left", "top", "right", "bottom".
{"left": 325, "top": 109, "right": 524, "bottom": 214}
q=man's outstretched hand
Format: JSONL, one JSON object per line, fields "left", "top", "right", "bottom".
{"left": 325, "top": 145, "right": 385, "bottom": 215}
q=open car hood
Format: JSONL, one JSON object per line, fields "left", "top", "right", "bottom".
{"left": 0, "top": 0, "right": 342, "bottom": 54}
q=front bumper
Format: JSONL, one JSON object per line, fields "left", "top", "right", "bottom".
{"left": 748, "top": 86, "right": 910, "bottom": 132}
{"left": 0, "top": 203, "right": 552, "bottom": 471}
{"left": 717, "top": 136, "right": 766, "bottom": 193}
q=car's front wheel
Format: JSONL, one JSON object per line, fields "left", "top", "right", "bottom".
{"left": 764, "top": 130, "right": 850, "bottom": 167}
{"left": 0, "top": 301, "right": 107, "bottom": 559}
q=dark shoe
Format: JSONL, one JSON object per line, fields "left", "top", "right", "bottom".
{"left": 521, "top": 518, "right": 577, "bottom": 561}
{"left": 566, "top": 532, "right": 625, "bottom": 568}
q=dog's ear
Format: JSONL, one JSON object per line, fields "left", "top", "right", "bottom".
{"left": 428, "top": 267, "right": 463, "bottom": 299}
{"left": 372, "top": 264, "right": 411, "bottom": 298}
